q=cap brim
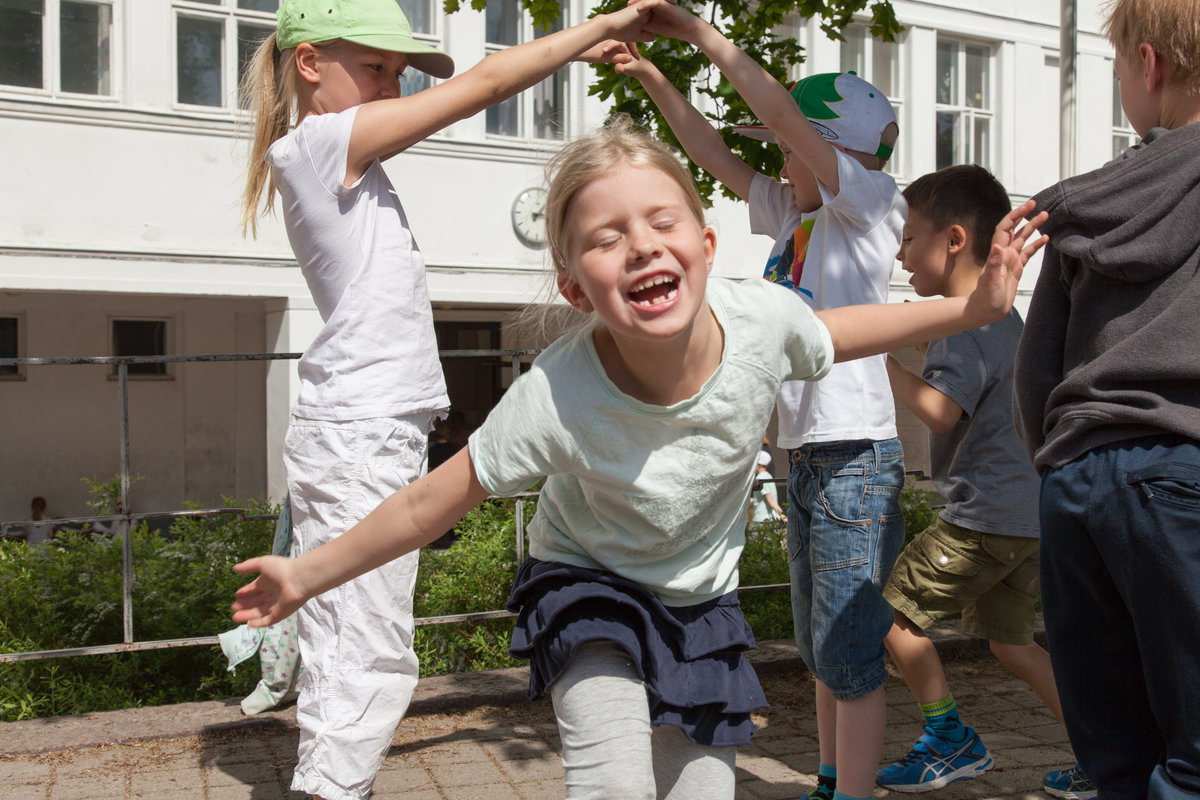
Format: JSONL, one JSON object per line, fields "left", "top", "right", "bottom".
{"left": 342, "top": 34, "right": 455, "bottom": 79}
{"left": 732, "top": 125, "right": 776, "bottom": 143}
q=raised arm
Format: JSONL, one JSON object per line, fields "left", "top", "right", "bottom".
{"left": 644, "top": 4, "right": 840, "bottom": 193}
{"left": 346, "top": 0, "right": 669, "bottom": 174}
{"left": 818, "top": 202, "right": 1048, "bottom": 362}
{"left": 587, "top": 41, "right": 756, "bottom": 200}
{"left": 231, "top": 447, "right": 491, "bottom": 628}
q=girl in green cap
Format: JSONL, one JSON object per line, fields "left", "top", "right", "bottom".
{"left": 239, "top": 3, "right": 666, "bottom": 799}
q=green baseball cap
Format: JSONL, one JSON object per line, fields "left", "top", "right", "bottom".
{"left": 277, "top": 0, "right": 455, "bottom": 79}
{"left": 734, "top": 72, "right": 896, "bottom": 160}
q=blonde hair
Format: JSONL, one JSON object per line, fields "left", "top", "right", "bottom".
{"left": 545, "top": 114, "right": 706, "bottom": 280}
{"left": 1103, "top": 0, "right": 1200, "bottom": 95}
{"left": 239, "top": 33, "right": 301, "bottom": 238}
{"left": 510, "top": 115, "right": 707, "bottom": 345}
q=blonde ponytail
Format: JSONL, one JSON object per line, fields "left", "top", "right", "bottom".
{"left": 240, "top": 33, "right": 299, "bottom": 238}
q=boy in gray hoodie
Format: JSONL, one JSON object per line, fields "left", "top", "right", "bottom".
{"left": 1012, "top": 1, "right": 1200, "bottom": 797}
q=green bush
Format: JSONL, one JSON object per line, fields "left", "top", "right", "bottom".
{"left": 900, "top": 477, "right": 940, "bottom": 544}
{"left": 0, "top": 489, "right": 276, "bottom": 722}
{"left": 412, "top": 499, "right": 528, "bottom": 676}
{"left": 0, "top": 478, "right": 942, "bottom": 722}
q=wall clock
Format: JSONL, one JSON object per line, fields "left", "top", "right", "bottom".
{"left": 512, "top": 187, "right": 548, "bottom": 248}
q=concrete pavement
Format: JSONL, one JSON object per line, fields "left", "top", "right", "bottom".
{"left": 0, "top": 630, "right": 1076, "bottom": 800}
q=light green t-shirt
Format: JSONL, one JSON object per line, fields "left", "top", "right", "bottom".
{"left": 469, "top": 277, "right": 832, "bottom": 605}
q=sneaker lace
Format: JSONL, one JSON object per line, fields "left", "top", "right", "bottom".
{"left": 894, "top": 733, "right": 935, "bottom": 766}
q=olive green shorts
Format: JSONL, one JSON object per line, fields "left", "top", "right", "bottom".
{"left": 884, "top": 515, "right": 1040, "bottom": 645}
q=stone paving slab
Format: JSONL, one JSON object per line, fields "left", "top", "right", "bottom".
{"left": 0, "top": 628, "right": 1073, "bottom": 800}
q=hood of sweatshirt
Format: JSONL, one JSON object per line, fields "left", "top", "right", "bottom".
{"left": 1031, "top": 123, "right": 1200, "bottom": 285}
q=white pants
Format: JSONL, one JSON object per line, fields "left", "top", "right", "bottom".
{"left": 284, "top": 414, "right": 432, "bottom": 800}
{"left": 551, "top": 642, "right": 737, "bottom": 800}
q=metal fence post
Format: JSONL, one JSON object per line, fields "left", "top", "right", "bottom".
{"left": 118, "top": 363, "right": 133, "bottom": 644}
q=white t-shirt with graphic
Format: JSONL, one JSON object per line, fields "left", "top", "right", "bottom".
{"left": 749, "top": 150, "right": 905, "bottom": 448}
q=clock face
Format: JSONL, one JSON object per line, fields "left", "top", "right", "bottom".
{"left": 512, "top": 187, "right": 548, "bottom": 248}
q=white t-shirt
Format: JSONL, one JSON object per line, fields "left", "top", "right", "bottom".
{"left": 749, "top": 150, "right": 905, "bottom": 448}
{"left": 469, "top": 277, "right": 834, "bottom": 606}
{"left": 267, "top": 106, "right": 449, "bottom": 421}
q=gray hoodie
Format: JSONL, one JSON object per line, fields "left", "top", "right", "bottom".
{"left": 1014, "top": 122, "right": 1200, "bottom": 473}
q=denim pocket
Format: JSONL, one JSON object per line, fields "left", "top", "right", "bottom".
{"left": 1126, "top": 462, "right": 1200, "bottom": 509}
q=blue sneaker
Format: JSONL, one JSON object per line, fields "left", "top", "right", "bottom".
{"left": 876, "top": 726, "right": 994, "bottom": 792}
{"left": 1043, "top": 764, "right": 1097, "bottom": 800}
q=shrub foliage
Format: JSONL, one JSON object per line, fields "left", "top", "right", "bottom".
{"left": 1, "top": 481, "right": 940, "bottom": 721}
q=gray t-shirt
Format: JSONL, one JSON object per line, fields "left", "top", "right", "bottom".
{"left": 923, "top": 308, "right": 1040, "bottom": 537}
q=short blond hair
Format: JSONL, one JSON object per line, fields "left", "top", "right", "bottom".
{"left": 1104, "top": 0, "right": 1200, "bottom": 95}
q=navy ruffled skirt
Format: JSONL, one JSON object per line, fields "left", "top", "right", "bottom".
{"left": 505, "top": 558, "right": 767, "bottom": 747}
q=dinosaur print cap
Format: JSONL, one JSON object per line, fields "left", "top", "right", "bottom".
{"left": 734, "top": 71, "right": 896, "bottom": 160}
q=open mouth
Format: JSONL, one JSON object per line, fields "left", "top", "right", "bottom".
{"left": 628, "top": 275, "right": 679, "bottom": 307}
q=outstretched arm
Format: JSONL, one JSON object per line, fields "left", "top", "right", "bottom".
{"left": 585, "top": 40, "right": 756, "bottom": 200}
{"left": 346, "top": 0, "right": 670, "bottom": 174}
{"left": 644, "top": 4, "right": 840, "bottom": 193}
{"left": 818, "top": 202, "right": 1049, "bottom": 362}
{"left": 231, "top": 446, "right": 491, "bottom": 628}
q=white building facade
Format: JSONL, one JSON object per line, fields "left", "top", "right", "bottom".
{"left": 0, "top": 0, "right": 1124, "bottom": 521}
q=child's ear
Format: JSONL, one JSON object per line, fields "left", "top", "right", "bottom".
{"left": 295, "top": 43, "right": 321, "bottom": 84}
{"left": 703, "top": 226, "right": 717, "bottom": 273}
{"left": 947, "top": 224, "right": 968, "bottom": 256}
{"left": 556, "top": 271, "right": 593, "bottom": 313}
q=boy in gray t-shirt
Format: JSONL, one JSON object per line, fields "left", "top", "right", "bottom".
{"left": 877, "top": 166, "right": 1093, "bottom": 799}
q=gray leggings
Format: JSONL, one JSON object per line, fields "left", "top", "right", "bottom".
{"left": 549, "top": 641, "right": 737, "bottom": 800}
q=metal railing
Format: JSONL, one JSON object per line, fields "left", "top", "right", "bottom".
{"left": 0, "top": 349, "right": 792, "bottom": 664}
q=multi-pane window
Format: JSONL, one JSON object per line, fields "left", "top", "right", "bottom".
{"left": 397, "top": 0, "right": 439, "bottom": 97}
{"left": 0, "top": 0, "right": 113, "bottom": 96}
{"left": 173, "top": 0, "right": 274, "bottom": 109}
{"left": 935, "top": 37, "right": 994, "bottom": 170}
{"left": 485, "top": 0, "right": 565, "bottom": 140}
{"left": 111, "top": 319, "right": 168, "bottom": 377}
{"left": 840, "top": 23, "right": 902, "bottom": 174}
{"left": 1111, "top": 65, "right": 1138, "bottom": 159}
{"left": 0, "top": 316, "right": 22, "bottom": 379}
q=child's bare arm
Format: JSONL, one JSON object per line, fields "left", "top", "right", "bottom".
{"left": 645, "top": 4, "right": 840, "bottom": 193}
{"left": 818, "top": 202, "right": 1048, "bottom": 361}
{"left": 589, "top": 41, "right": 756, "bottom": 200}
{"left": 231, "top": 446, "right": 491, "bottom": 628}
{"left": 885, "top": 355, "right": 965, "bottom": 434}
{"left": 347, "top": 0, "right": 668, "bottom": 173}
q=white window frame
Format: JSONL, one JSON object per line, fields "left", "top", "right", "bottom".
{"left": 171, "top": 0, "right": 275, "bottom": 113}
{"left": 1110, "top": 62, "right": 1139, "bottom": 159}
{"left": 0, "top": 313, "right": 26, "bottom": 381}
{"left": 396, "top": 0, "right": 444, "bottom": 97}
{"left": 483, "top": 0, "right": 567, "bottom": 141}
{"left": 109, "top": 316, "right": 174, "bottom": 380}
{"left": 840, "top": 22, "right": 903, "bottom": 177}
{"left": 934, "top": 36, "right": 995, "bottom": 171}
{"left": 0, "top": 0, "right": 118, "bottom": 101}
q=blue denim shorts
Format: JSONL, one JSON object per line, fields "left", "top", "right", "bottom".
{"left": 786, "top": 438, "right": 905, "bottom": 700}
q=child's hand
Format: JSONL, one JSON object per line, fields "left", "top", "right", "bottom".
{"left": 604, "top": 0, "right": 671, "bottom": 44}
{"left": 576, "top": 39, "right": 635, "bottom": 65}
{"left": 580, "top": 40, "right": 655, "bottom": 81}
{"left": 231, "top": 555, "right": 307, "bottom": 628}
{"left": 635, "top": 0, "right": 702, "bottom": 43}
{"left": 967, "top": 199, "right": 1049, "bottom": 323}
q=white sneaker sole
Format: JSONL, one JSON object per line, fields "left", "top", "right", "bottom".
{"left": 880, "top": 755, "right": 995, "bottom": 793}
{"left": 1043, "top": 786, "right": 1098, "bottom": 800}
